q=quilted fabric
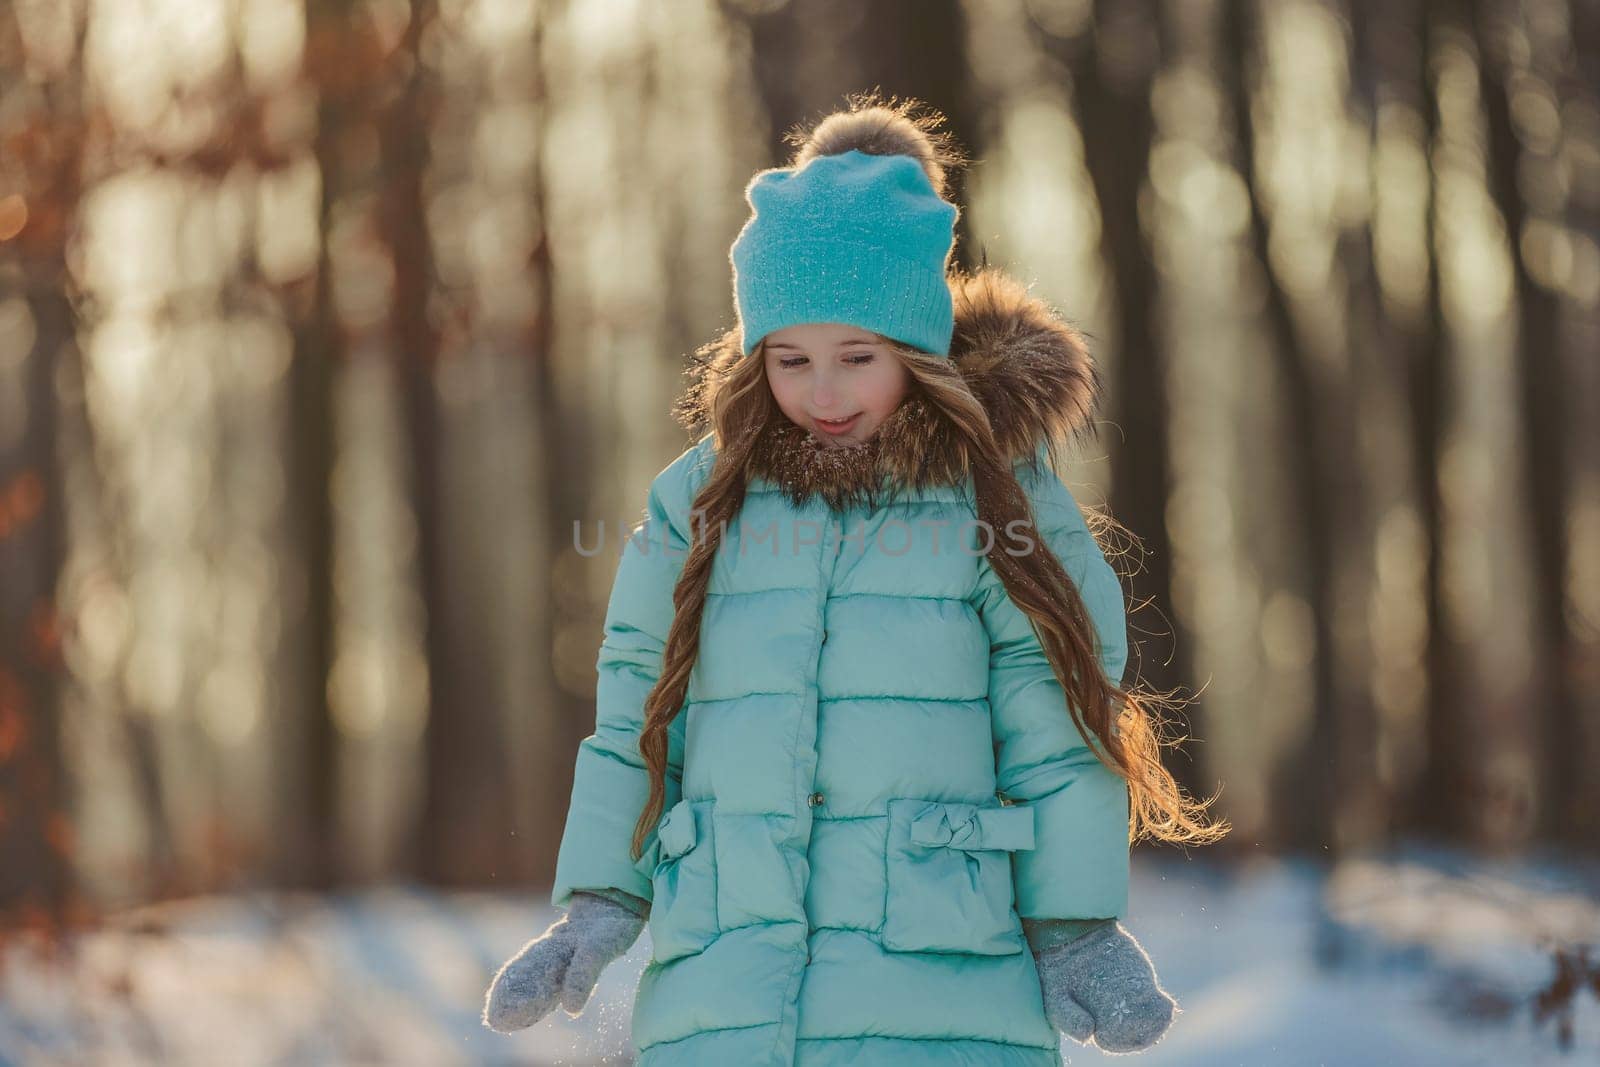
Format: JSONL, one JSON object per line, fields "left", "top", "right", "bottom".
{"left": 549, "top": 269, "right": 1131, "bottom": 1066}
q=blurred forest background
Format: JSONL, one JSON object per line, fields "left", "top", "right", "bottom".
{"left": 1, "top": 0, "right": 1598, "bottom": 1063}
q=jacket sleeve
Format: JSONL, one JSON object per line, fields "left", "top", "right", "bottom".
{"left": 972, "top": 458, "right": 1131, "bottom": 923}
{"left": 549, "top": 449, "right": 705, "bottom": 910}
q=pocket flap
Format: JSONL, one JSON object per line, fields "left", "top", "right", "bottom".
{"left": 657, "top": 798, "right": 699, "bottom": 860}
{"left": 908, "top": 802, "right": 1035, "bottom": 852}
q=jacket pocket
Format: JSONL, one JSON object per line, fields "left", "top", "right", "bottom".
{"left": 644, "top": 798, "right": 719, "bottom": 963}
{"left": 881, "top": 797, "right": 1035, "bottom": 955}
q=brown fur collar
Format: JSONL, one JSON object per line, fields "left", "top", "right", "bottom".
{"left": 746, "top": 267, "right": 1102, "bottom": 512}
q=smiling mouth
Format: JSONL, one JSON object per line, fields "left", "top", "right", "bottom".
{"left": 814, "top": 414, "right": 861, "bottom": 434}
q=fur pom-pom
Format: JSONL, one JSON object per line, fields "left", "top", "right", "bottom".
{"left": 786, "top": 92, "right": 964, "bottom": 198}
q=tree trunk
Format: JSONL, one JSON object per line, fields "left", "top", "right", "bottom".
{"left": 378, "top": 0, "right": 512, "bottom": 885}
{"left": 1218, "top": 0, "right": 1336, "bottom": 852}
{"left": 1037, "top": 1, "right": 1206, "bottom": 817}
{"left": 0, "top": 4, "right": 81, "bottom": 928}
{"left": 0, "top": 280, "right": 74, "bottom": 926}
{"left": 1407, "top": 0, "right": 1471, "bottom": 841}
{"left": 1473, "top": 0, "right": 1579, "bottom": 845}
{"left": 284, "top": 0, "right": 351, "bottom": 890}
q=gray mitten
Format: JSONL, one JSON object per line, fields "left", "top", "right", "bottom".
{"left": 482, "top": 890, "right": 648, "bottom": 1034}
{"left": 1026, "top": 918, "right": 1178, "bottom": 1054}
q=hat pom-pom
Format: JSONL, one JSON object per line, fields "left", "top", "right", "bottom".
{"left": 785, "top": 92, "right": 964, "bottom": 199}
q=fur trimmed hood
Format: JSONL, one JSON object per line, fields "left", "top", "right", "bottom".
{"left": 745, "top": 266, "right": 1102, "bottom": 512}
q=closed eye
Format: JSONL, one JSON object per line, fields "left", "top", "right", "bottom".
{"left": 775, "top": 351, "right": 877, "bottom": 370}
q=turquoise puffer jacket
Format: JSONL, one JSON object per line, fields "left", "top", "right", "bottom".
{"left": 550, "top": 269, "right": 1131, "bottom": 1066}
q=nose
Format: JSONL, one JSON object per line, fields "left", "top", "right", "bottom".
{"left": 810, "top": 368, "right": 840, "bottom": 409}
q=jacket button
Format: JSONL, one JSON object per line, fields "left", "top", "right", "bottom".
{"left": 820, "top": 629, "right": 828, "bottom": 644}
{"left": 808, "top": 792, "right": 824, "bottom": 807}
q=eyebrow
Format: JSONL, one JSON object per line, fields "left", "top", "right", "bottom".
{"left": 766, "top": 337, "right": 880, "bottom": 352}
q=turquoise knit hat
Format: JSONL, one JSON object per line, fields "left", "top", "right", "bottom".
{"left": 730, "top": 149, "right": 959, "bottom": 357}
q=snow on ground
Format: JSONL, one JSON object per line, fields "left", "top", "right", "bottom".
{"left": 2, "top": 845, "right": 1596, "bottom": 1065}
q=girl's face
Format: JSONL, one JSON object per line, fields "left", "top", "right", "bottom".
{"left": 761, "top": 323, "right": 910, "bottom": 447}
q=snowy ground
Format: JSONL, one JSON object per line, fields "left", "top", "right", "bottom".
{"left": 2, "top": 845, "right": 1597, "bottom": 1065}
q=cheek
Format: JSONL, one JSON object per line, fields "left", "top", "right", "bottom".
{"left": 768, "top": 376, "right": 806, "bottom": 418}
{"left": 864, "top": 368, "right": 907, "bottom": 414}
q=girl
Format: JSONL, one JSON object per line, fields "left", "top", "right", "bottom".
{"left": 484, "top": 99, "right": 1225, "bottom": 1065}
